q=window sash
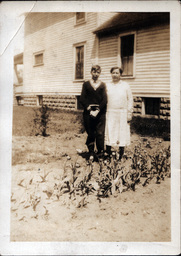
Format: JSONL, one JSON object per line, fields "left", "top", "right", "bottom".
{"left": 76, "top": 12, "right": 85, "bottom": 24}
{"left": 75, "top": 46, "right": 84, "bottom": 79}
{"left": 145, "top": 98, "right": 160, "bottom": 115}
{"left": 34, "top": 53, "right": 43, "bottom": 65}
{"left": 122, "top": 56, "right": 133, "bottom": 76}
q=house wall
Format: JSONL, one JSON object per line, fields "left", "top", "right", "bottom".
{"left": 23, "top": 12, "right": 98, "bottom": 97}
{"left": 22, "top": 13, "right": 170, "bottom": 118}
{"left": 98, "top": 23, "right": 170, "bottom": 97}
{"left": 97, "top": 23, "right": 170, "bottom": 119}
{"left": 97, "top": 12, "right": 118, "bottom": 26}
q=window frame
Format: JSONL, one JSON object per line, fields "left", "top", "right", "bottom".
{"left": 73, "top": 42, "right": 86, "bottom": 82}
{"left": 37, "top": 95, "right": 43, "bottom": 106}
{"left": 33, "top": 50, "right": 44, "bottom": 67}
{"left": 75, "top": 12, "right": 87, "bottom": 26}
{"left": 118, "top": 31, "right": 136, "bottom": 79}
{"left": 142, "top": 97, "right": 161, "bottom": 117}
{"left": 76, "top": 95, "right": 84, "bottom": 110}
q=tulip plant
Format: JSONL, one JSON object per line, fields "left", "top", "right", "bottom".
{"left": 16, "top": 141, "right": 170, "bottom": 212}
{"left": 51, "top": 141, "right": 171, "bottom": 208}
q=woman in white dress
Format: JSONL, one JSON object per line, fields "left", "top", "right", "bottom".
{"left": 105, "top": 67, "right": 133, "bottom": 159}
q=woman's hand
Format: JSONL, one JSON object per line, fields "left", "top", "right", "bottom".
{"left": 127, "top": 112, "right": 132, "bottom": 123}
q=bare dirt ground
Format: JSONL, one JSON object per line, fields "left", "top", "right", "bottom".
{"left": 11, "top": 128, "right": 171, "bottom": 242}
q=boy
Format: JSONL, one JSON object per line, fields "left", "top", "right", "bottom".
{"left": 79, "top": 65, "right": 107, "bottom": 160}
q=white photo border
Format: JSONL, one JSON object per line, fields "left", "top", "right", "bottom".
{"left": 0, "top": 1, "right": 180, "bottom": 255}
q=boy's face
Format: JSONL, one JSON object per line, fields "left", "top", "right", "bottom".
{"left": 91, "top": 69, "right": 101, "bottom": 81}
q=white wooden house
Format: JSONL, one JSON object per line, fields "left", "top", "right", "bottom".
{"left": 19, "top": 12, "right": 170, "bottom": 119}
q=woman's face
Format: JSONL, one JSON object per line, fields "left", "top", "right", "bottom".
{"left": 111, "top": 68, "right": 121, "bottom": 82}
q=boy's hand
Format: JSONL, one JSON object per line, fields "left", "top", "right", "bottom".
{"left": 87, "top": 105, "right": 91, "bottom": 111}
{"left": 90, "top": 109, "right": 99, "bottom": 118}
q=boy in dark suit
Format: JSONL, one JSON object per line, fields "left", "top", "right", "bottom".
{"left": 80, "top": 65, "right": 107, "bottom": 160}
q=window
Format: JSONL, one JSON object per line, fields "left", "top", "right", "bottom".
{"left": 34, "top": 51, "right": 44, "bottom": 66}
{"left": 120, "top": 33, "right": 135, "bottom": 77}
{"left": 37, "top": 95, "right": 43, "bottom": 106}
{"left": 16, "top": 96, "right": 23, "bottom": 106}
{"left": 74, "top": 44, "right": 85, "bottom": 80}
{"left": 75, "top": 12, "right": 86, "bottom": 25}
{"left": 76, "top": 96, "right": 84, "bottom": 110}
{"left": 143, "top": 97, "right": 160, "bottom": 116}
{"left": 15, "top": 64, "right": 23, "bottom": 84}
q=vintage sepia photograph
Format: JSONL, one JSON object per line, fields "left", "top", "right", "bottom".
{"left": 0, "top": 1, "right": 180, "bottom": 255}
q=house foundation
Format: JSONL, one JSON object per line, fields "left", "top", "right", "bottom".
{"left": 20, "top": 94, "right": 170, "bottom": 119}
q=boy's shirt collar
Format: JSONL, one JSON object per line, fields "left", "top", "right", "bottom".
{"left": 90, "top": 79, "right": 101, "bottom": 90}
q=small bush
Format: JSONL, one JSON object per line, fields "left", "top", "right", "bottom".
{"left": 47, "top": 109, "right": 84, "bottom": 134}
{"left": 33, "top": 105, "right": 50, "bottom": 136}
{"left": 13, "top": 106, "right": 84, "bottom": 136}
{"left": 130, "top": 116, "right": 170, "bottom": 140}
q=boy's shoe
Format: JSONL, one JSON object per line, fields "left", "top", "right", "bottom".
{"left": 103, "top": 151, "right": 112, "bottom": 160}
{"left": 106, "top": 145, "right": 112, "bottom": 156}
{"left": 90, "top": 151, "right": 102, "bottom": 162}
{"left": 97, "top": 150, "right": 103, "bottom": 158}
{"left": 89, "top": 152, "right": 95, "bottom": 162}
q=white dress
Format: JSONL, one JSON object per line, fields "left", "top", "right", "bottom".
{"left": 105, "top": 80, "right": 133, "bottom": 147}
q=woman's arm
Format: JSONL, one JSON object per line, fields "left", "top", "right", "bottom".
{"left": 99, "top": 83, "right": 108, "bottom": 111}
{"left": 127, "top": 84, "right": 133, "bottom": 122}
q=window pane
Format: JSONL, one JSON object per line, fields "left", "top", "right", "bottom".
{"left": 76, "top": 96, "right": 84, "bottom": 110}
{"left": 76, "top": 12, "right": 85, "bottom": 23}
{"left": 127, "top": 56, "right": 133, "bottom": 75}
{"left": 35, "top": 53, "right": 43, "bottom": 65}
{"left": 145, "top": 98, "right": 160, "bottom": 115}
{"left": 121, "top": 35, "right": 134, "bottom": 57}
{"left": 75, "top": 46, "right": 84, "bottom": 79}
{"left": 39, "top": 95, "right": 43, "bottom": 106}
{"left": 122, "top": 56, "right": 133, "bottom": 76}
{"left": 122, "top": 57, "right": 128, "bottom": 76}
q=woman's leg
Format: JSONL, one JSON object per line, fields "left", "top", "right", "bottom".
{"left": 106, "top": 145, "right": 112, "bottom": 156}
{"left": 119, "top": 146, "right": 124, "bottom": 160}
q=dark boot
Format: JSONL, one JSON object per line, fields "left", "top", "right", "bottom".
{"left": 97, "top": 149, "right": 104, "bottom": 159}
{"left": 88, "top": 142, "right": 95, "bottom": 160}
{"left": 106, "top": 145, "right": 112, "bottom": 156}
{"left": 119, "top": 147, "right": 124, "bottom": 160}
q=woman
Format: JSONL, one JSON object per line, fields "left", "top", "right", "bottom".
{"left": 105, "top": 67, "right": 133, "bottom": 159}
{"left": 79, "top": 65, "right": 107, "bottom": 159}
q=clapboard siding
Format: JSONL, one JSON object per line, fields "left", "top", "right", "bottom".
{"left": 98, "top": 35, "right": 118, "bottom": 80}
{"left": 97, "top": 12, "right": 117, "bottom": 26}
{"left": 98, "top": 23, "right": 170, "bottom": 97}
{"left": 24, "top": 13, "right": 97, "bottom": 94}
{"left": 132, "top": 24, "right": 170, "bottom": 96}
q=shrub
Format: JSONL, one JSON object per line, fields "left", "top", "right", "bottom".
{"left": 33, "top": 105, "right": 50, "bottom": 136}
{"left": 130, "top": 116, "right": 170, "bottom": 140}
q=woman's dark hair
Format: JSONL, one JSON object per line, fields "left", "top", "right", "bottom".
{"left": 91, "top": 65, "right": 101, "bottom": 73}
{"left": 110, "top": 66, "right": 123, "bottom": 74}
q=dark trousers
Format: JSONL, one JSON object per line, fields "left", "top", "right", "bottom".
{"left": 83, "top": 112, "right": 106, "bottom": 154}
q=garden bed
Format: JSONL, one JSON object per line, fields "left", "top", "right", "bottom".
{"left": 11, "top": 106, "right": 171, "bottom": 242}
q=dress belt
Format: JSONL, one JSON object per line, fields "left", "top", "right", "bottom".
{"left": 107, "top": 108, "right": 127, "bottom": 113}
